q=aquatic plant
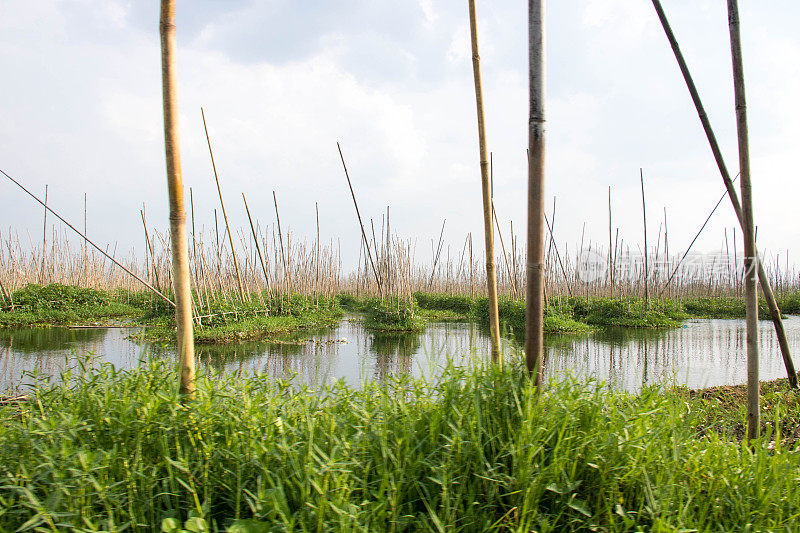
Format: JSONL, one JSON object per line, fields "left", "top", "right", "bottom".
{"left": 1, "top": 359, "right": 799, "bottom": 530}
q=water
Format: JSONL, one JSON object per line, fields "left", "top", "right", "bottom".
{"left": 2, "top": 316, "right": 799, "bottom": 393}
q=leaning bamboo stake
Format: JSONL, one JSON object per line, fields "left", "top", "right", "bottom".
{"left": 468, "top": 0, "right": 501, "bottom": 363}
{"left": 201, "top": 107, "right": 246, "bottom": 303}
{"left": 492, "top": 205, "right": 517, "bottom": 298}
{"left": 727, "top": 0, "right": 759, "bottom": 440}
{"left": 337, "top": 142, "right": 383, "bottom": 297}
{"left": 140, "top": 207, "right": 162, "bottom": 293}
{"left": 0, "top": 275, "right": 10, "bottom": 307}
{"left": 0, "top": 169, "right": 175, "bottom": 306}
{"left": 243, "top": 193, "right": 271, "bottom": 295}
{"left": 641, "top": 169, "right": 649, "bottom": 308}
{"left": 40, "top": 185, "right": 48, "bottom": 284}
{"left": 608, "top": 187, "right": 613, "bottom": 298}
{"left": 651, "top": 0, "right": 796, "bottom": 389}
{"left": 190, "top": 188, "right": 199, "bottom": 286}
{"left": 272, "top": 191, "right": 289, "bottom": 295}
{"left": 160, "top": 0, "right": 195, "bottom": 397}
{"left": 525, "top": 0, "right": 546, "bottom": 380}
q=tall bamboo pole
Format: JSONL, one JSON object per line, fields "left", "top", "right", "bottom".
{"left": 651, "top": 0, "right": 796, "bottom": 389}
{"left": 160, "top": 0, "right": 195, "bottom": 397}
{"left": 526, "top": 0, "right": 546, "bottom": 380}
{"left": 727, "top": 0, "right": 759, "bottom": 440}
{"left": 467, "top": 0, "right": 501, "bottom": 363}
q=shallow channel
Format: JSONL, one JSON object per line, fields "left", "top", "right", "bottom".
{"left": 2, "top": 316, "right": 799, "bottom": 393}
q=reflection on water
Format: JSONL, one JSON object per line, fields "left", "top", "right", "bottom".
{"left": 2, "top": 316, "right": 799, "bottom": 392}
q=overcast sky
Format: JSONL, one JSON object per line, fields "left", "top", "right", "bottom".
{"left": 1, "top": 1, "right": 799, "bottom": 273}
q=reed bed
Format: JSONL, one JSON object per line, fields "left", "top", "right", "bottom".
{"left": 2, "top": 358, "right": 800, "bottom": 531}
{"left": 2, "top": 223, "right": 799, "bottom": 321}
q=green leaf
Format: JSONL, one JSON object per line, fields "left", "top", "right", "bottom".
{"left": 227, "top": 519, "right": 273, "bottom": 533}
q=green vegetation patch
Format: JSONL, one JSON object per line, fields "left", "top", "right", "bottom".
{"left": 413, "top": 292, "right": 474, "bottom": 316}
{"left": 473, "top": 297, "right": 593, "bottom": 335}
{"left": 363, "top": 297, "right": 425, "bottom": 332}
{"left": 2, "top": 361, "right": 800, "bottom": 531}
{"left": 578, "top": 297, "right": 685, "bottom": 328}
{"left": 0, "top": 283, "right": 141, "bottom": 328}
{"left": 683, "top": 294, "right": 800, "bottom": 319}
{"left": 139, "top": 292, "right": 342, "bottom": 344}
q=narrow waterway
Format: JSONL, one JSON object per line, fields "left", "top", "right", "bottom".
{"left": 2, "top": 316, "right": 799, "bottom": 393}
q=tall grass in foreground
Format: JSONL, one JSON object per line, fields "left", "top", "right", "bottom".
{"left": 2, "top": 359, "right": 799, "bottom": 531}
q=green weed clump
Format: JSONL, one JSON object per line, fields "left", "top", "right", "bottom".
{"left": 363, "top": 297, "right": 424, "bottom": 332}
{"left": 683, "top": 294, "right": 800, "bottom": 319}
{"left": 140, "top": 292, "right": 342, "bottom": 344}
{"left": 682, "top": 296, "right": 765, "bottom": 319}
{"left": 2, "top": 360, "right": 800, "bottom": 531}
{"left": 578, "top": 297, "right": 685, "bottom": 328}
{"left": 0, "top": 283, "right": 140, "bottom": 328}
{"left": 473, "top": 297, "right": 592, "bottom": 335}
{"left": 412, "top": 292, "right": 474, "bottom": 316}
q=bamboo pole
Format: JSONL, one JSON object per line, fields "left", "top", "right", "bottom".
{"left": 525, "top": 0, "right": 546, "bottom": 380}
{"left": 272, "top": 191, "right": 288, "bottom": 295}
{"left": 428, "top": 219, "right": 446, "bottom": 291}
{"left": 640, "top": 169, "right": 649, "bottom": 308}
{"left": 544, "top": 213, "right": 572, "bottom": 297}
{"left": 159, "top": 0, "right": 195, "bottom": 397}
{"left": 83, "top": 193, "right": 87, "bottom": 287}
{"left": 337, "top": 142, "right": 383, "bottom": 297}
{"left": 40, "top": 185, "right": 48, "bottom": 284}
{"left": 492, "top": 205, "right": 516, "bottom": 298}
{"left": 243, "top": 193, "right": 271, "bottom": 295}
{"left": 727, "top": 0, "right": 759, "bottom": 440}
{"left": 1, "top": 169, "right": 174, "bottom": 305}
{"left": 140, "top": 207, "right": 161, "bottom": 293}
{"left": 190, "top": 188, "right": 199, "bottom": 286}
{"left": 608, "top": 187, "right": 613, "bottom": 298}
{"left": 0, "top": 274, "right": 10, "bottom": 307}
{"left": 651, "top": 0, "right": 796, "bottom": 389}
{"left": 467, "top": 0, "right": 501, "bottom": 363}
{"left": 201, "top": 107, "right": 246, "bottom": 303}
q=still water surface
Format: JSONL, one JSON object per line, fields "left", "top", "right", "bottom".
{"left": 2, "top": 316, "right": 799, "bottom": 393}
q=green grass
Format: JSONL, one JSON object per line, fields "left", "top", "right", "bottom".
{"left": 362, "top": 297, "right": 425, "bottom": 332}
{"left": 139, "top": 293, "right": 342, "bottom": 344}
{"left": 414, "top": 293, "right": 683, "bottom": 334}
{"left": 412, "top": 292, "right": 474, "bottom": 316}
{"left": 683, "top": 293, "right": 800, "bottom": 319}
{"left": 338, "top": 294, "right": 426, "bottom": 332}
{"left": 0, "top": 283, "right": 142, "bottom": 328}
{"left": 577, "top": 297, "right": 685, "bottom": 328}
{"left": 2, "top": 359, "right": 800, "bottom": 531}
{"left": 0, "top": 284, "right": 342, "bottom": 343}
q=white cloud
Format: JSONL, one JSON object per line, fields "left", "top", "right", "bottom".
{"left": 0, "top": 0, "right": 799, "bottom": 274}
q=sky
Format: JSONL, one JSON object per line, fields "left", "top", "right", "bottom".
{"left": 1, "top": 0, "right": 799, "bottom": 274}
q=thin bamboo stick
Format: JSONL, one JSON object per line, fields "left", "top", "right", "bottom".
{"left": 641, "top": 169, "right": 649, "bottom": 308}
{"left": 337, "top": 142, "right": 383, "bottom": 297}
{"left": 40, "top": 185, "right": 47, "bottom": 284}
{"left": 201, "top": 107, "right": 246, "bottom": 303}
{"left": 1, "top": 168, "right": 174, "bottom": 306}
{"left": 243, "top": 193, "right": 271, "bottom": 295}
